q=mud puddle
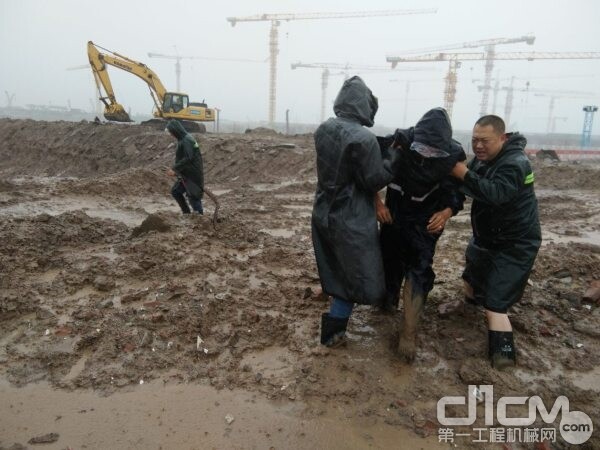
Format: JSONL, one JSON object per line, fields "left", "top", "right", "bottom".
{"left": 0, "top": 380, "right": 444, "bottom": 450}
{"left": 0, "top": 196, "right": 178, "bottom": 227}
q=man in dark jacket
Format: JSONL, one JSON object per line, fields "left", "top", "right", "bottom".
{"left": 451, "top": 115, "right": 541, "bottom": 369}
{"left": 375, "top": 108, "right": 466, "bottom": 362}
{"left": 166, "top": 119, "right": 204, "bottom": 214}
{"left": 312, "top": 76, "right": 400, "bottom": 347}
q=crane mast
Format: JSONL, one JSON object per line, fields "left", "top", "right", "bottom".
{"left": 227, "top": 8, "right": 437, "bottom": 126}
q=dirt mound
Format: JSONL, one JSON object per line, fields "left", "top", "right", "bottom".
{"left": 534, "top": 161, "right": 600, "bottom": 190}
{"left": 131, "top": 213, "right": 171, "bottom": 237}
{"left": 0, "top": 119, "right": 316, "bottom": 185}
{"left": 244, "top": 127, "right": 280, "bottom": 136}
{"left": 54, "top": 167, "right": 172, "bottom": 197}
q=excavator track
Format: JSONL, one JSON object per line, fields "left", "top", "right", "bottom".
{"left": 141, "top": 119, "right": 206, "bottom": 134}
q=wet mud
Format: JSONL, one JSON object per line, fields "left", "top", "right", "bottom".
{"left": 0, "top": 119, "right": 599, "bottom": 449}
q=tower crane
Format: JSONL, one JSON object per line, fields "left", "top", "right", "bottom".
{"left": 4, "top": 91, "right": 15, "bottom": 108}
{"left": 291, "top": 62, "right": 432, "bottom": 122}
{"left": 476, "top": 82, "right": 594, "bottom": 131}
{"left": 226, "top": 8, "right": 437, "bottom": 125}
{"left": 147, "top": 52, "right": 265, "bottom": 92}
{"left": 528, "top": 116, "right": 568, "bottom": 134}
{"left": 388, "top": 36, "right": 535, "bottom": 116}
{"left": 471, "top": 72, "right": 600, "bottom": 115}
{"left": 386, "top": 51, "right": 600, "bottom": 119}
{"left": 532, "top": 92, "right": 594, "bottom": 133}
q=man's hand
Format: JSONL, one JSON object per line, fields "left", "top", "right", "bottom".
{"left": 376, "top": 203, "right": 393, "bottom": 224}
{"left": 374, "top": 193, "right": 392, "bottom": 224}
{"left": 450, "top": 162, "right": 468, "bottom": 180}
{"left": 166, "top": 168, "right": 176, "bottom": 177}
{"left": 427, "top": 207, "right": 453, "bottom": 234}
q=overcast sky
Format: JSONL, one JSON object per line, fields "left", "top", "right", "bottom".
{"left": 1, "top": 0, "right": 599, "bottom": 134}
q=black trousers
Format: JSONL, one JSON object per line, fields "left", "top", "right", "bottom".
{"left": 380, "top": 220, "right": 441, "bottom": 308}
{"left": 171, "top": 179, "right": 203, "bottom": 214}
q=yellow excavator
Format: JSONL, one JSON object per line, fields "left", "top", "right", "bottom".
{"left": 87, "top": 41, "right": 215, "bottom": 132}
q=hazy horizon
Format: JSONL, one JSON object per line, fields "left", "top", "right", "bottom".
{"left": 1, "top": 0, "right": 599, "bottom": 135}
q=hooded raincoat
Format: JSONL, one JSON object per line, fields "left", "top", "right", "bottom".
{"left": 379, "top": 108, "right": 466, "bottom": 219}
{"left": 311, "top": 76, "right": 399, "bottom": 305}
{"left": 461, "top": 132, "right": 541, "bottom": 313}
{"left": 167, "top": 119, "right": 204, "bottom": 199}
{"left": 379, "top": 108, "right": 466, "bottom": 305}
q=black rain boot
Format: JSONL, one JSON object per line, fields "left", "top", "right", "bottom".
{"left": 320, "top": 313, "right": 349, "bottom": 347}
{"left": 488, "top": 330, "right": 516, "bottom": 370}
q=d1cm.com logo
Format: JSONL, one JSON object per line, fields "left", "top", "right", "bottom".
{"left": 437, "top": 385, "right": 593, "bottom": 445}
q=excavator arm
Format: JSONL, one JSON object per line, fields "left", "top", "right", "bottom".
{"left": 87, "top": 41, "right": 215, "bottom": 130}
{"left": 87, "top": 41, "right": 168, "bottom": 122}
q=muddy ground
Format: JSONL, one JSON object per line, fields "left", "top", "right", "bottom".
{"left": 0, "top": 118, "right": 599, "bottom": 449}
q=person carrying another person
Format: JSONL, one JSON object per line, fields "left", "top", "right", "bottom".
{"left": 312, "top": 76, "right": 401, "bottom": 347}
{"left": 375, "top": 107, "right": 466, "bottom": 362}
{"left": 165, "top": 119, "right": 204, "bottom": 215}
{"left": 450, "top": 115, "right": 541, "bottom": 369}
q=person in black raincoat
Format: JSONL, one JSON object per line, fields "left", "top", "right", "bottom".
{"left": 450, "top": 115, "right": 541, "bottom": 369}
{"left": 375, "top": 107, "right": 466, "bottom": 362}
{"left": 166, "top": 119, "right": 204, "bottom": 214}
{"left": 312, "top": 76, "right": 400, "bottom": 347}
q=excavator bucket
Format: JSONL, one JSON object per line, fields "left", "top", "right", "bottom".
{"left": 103, "top": 104, "right": 132, "bottom": 122}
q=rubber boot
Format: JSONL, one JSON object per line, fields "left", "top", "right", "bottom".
{"left": 488, "top": 330, "right": 516, "bottom": 370}
{"left": 397, "top": 280, "right": 425, "bottom": 363}
{"left": 320, "top": 313, "right": 349, "bottom": 347}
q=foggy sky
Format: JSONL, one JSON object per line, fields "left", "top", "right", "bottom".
{"left": 1, "top": 0, "right": 599, "bottom": 134}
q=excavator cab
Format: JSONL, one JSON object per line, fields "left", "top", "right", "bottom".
{"left": 163, "top": 93, "right": 188, "bottom": 113}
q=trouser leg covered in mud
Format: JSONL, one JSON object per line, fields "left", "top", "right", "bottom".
{"left": 381, "top": 221, "right": 439, "bottom": 361}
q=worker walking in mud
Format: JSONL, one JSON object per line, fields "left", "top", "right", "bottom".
{"left": 312, "top": 76, "right": 401, "bottom": 347}
{"left": 450, "top": 115, "right": 541, "bottom": 369}
{"left": 165, "top": 119, "right": 204, "bottom": 215}
{"left": 375, "top": 108, "right": 466, "bottom": 362}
